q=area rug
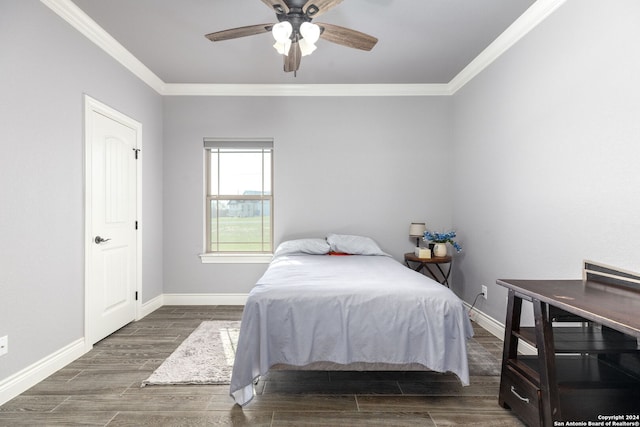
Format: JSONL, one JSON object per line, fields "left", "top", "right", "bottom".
{"left": 141, "top": 320, "right": 241, "bottom": 386}
{"left": 142, "top": 320, "right": 501, "bottom": 387}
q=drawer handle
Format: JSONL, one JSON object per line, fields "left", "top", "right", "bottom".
{"left": 510, "top": 386, "right": 530, "bottom": 403}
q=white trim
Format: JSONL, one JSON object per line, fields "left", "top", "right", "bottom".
{"left": 163, "top": 293, "right": 249, "bottom": 306}
{"left": 84, "top": 94, "right": 143, "bottom": 345}
{"left": 41, "top": 0, "right": 565, "bottom": 97}
{"left": 163, "top": 83, "right": 452, "bottom": 97}
{"left": 449, "top": 0, "right": 567, "bottom": 93}
{"left": 0, "top": 338, "right": 86, "bottom": 406}
{"left": 467, "top": 302, "right": 505, "bottom": 339}
{"left": 39, "top": 0, "right": 165, "bottom": 93}
{"left": 135, "top": 126, "right": 143, "bottom": 322}
{"left": 466, "top": 303, "right": 537, "bottom": 356}
{"left": 199, "top": 253, "right": 273, "bottom": 264}
{"left": 140, "top": 294, "right": 164, "bottom": 319}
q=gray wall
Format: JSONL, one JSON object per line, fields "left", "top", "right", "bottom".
{"left": 0, "top": 1, "right": 163, "bottom": 380}
{"left": 163, "top": 96, "right": 453, "bottom": 293}
{"left": 4, "top": 0, "right": 640, "bottom": 395}
{"left": 451, "top": 0, "right": 640, "bottom": 323}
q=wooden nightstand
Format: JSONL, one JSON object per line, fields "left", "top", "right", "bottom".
{"left": 404, "top": 253, "right": 452, "bottom": 287}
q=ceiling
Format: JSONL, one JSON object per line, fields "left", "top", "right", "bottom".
{"left": 70, "top": 0, "right": 537, "bottom": 85}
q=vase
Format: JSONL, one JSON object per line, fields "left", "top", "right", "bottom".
{"left": 433, "top": 243, "right": 447, "bottom": 257}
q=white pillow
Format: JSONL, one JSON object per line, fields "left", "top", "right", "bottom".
{"left": 326, "top": 234, "right": 387, "bottom": 256}
{"left": 274, "top": 238, "right": 331, "bottom": 257}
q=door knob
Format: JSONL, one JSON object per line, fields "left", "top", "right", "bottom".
{"left": 94, "top": 236, "right": 111, "bottom": 244}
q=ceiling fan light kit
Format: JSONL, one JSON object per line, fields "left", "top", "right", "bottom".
{"left": 205, "top": 0, "right": 378, "bottom": 74}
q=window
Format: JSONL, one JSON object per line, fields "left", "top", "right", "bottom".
{"left": 204, "top": 138, "right": 273, "bottom": 254}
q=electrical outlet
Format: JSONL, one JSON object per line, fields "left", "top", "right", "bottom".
{"left": 0, "top": 336, "right": 7, "bottom": 356}
{"left": 481, "top": 285, "right": 488, "bottom": 299}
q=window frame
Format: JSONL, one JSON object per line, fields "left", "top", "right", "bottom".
{"left": 200, "top": 138, "right": 274, "bottom": 263}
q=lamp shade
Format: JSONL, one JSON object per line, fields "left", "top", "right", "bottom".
{"left": 273, "top": 39, "right": 292, "bottom": 55}
{"left": 299, "top": 22, "right": 320, "bottom": 56}
{"left": 300, "top": 22, "right": 320, "bottom": 43}
{"left": 272, "top": 21, "right": 293, "bottom": 55}
{"left": 299, "top": 38, "right": 317, "bottom": 56}
{"left": 272, "top": 21, "right": 293, "bottom": 43}
{"left": 409, "top": 222, "right": 427, "bottom": 237}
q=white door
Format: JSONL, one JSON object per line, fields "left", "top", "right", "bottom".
{"left": 85, "top": 96, "right": 140, "bottom": 345}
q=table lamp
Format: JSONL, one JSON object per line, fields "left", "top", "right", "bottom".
{"left": 409, "top": 222, "right": 427, "bottom": 247}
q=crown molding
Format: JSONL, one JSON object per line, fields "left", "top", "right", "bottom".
{"left": 41, "top": 0, "right": 565, "bottom": 97}
{"left": 163, "top": 83, "right": 452, "bottom": 97}
{"left": 448, "top": 0, "right": 567, "bottom": 93}
{"left": 40, "top": 0, "right": 166, "bottom": 94}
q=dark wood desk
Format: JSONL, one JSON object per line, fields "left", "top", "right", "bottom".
{"left": 497, "top": 263, "right": 640, "bottom": 427}
{"left": 404, "top": 253, "right": 452, "bottom": 287}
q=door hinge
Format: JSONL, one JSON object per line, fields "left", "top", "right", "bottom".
{"left": 133, "top": 148, "right": 140, "bottom": 159}
{"left": 135, "top": 220, "right": 139, "bottom": 230}
{"left": 135, "top": 291, "right": 138, "bottom": 301}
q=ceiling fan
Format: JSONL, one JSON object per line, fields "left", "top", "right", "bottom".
{"left": 205, "top": 0, "right": 378, "bottom": 74}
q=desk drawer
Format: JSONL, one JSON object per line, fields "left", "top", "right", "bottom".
{"left": 500, "top": 365, "right": 542, "bottom": 427}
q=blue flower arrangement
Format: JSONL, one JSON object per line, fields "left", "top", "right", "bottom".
{"left": 423, "top": 230, "right": 462, "bottom": 252}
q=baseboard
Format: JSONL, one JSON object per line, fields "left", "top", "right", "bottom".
{"left": 0, "top": 338, "right": 87, "bottom": 406}
{"left": 140, "top": 293, "right": 164, "bottom": 319}
{"left": 162, "top": 293, "right": 248, "bottom": 306}
{"left": 465, "top": 302, "right": 536, "bottom": 356}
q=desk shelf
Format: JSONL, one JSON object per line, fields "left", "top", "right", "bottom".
{"left": 516, "top": 355, "right": 640, "bottom": 388}
{"left": 517, "top": 326, "right": 640, "bottom": 354}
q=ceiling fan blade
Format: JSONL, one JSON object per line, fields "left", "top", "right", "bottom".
{"left": 317, "top": 22, "right": 378, "bottom": 51}
{"left": 284, "top": 42, "right": 301, "bottom": 73}
{"left": 205, "top": 24, "right": 273, "bottom": 42}
{"left": 260, "top": 0, "right": 289, "bottom": 15}
{"left": 304, "top": 0, "right": 343, "bottom": 18}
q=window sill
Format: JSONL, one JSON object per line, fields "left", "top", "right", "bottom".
{"left": 199, "top": 253, "right": 273, "bottom": 264}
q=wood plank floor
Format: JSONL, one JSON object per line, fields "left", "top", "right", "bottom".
{"left": 0, "top": 306, "right": 524, "bottom": 426}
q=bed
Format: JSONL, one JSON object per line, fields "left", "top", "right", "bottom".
{"left": 229, "top": 234, "right": 474, "bottom": 406}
